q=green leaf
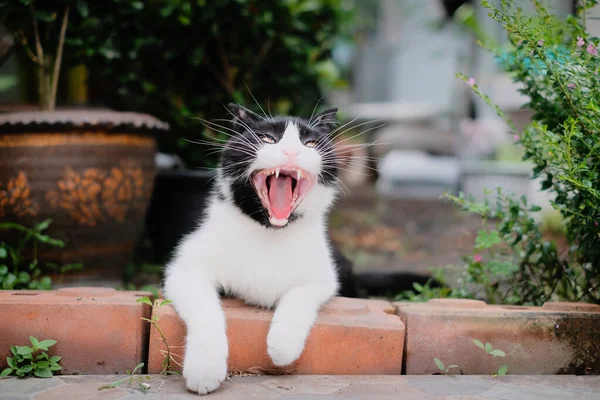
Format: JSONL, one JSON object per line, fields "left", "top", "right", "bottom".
{"left": 160, "top": 299, "right": 172, "bottom": 306}
{"left": 36, "top": 352, "right": 49, "bottom": 361}
{"left": 49, "top": 365, "right": 62, "bottom": 371}
{"left": 497, "top": 364, "right": 508, "bottom": 376}
{"left": 490, "top": 349, "right": 506, "bottom": 357}
{"left": 34, "top": 367, "right": 53, "bottom": 378}
{"left": 137, "top": 297, "right": 153, "bottom": 306}
{"left": 29, "top": 336, "right": 40, "bottom": 348}
{"left": 17, "top": 346, "right": 33, "bottom": 355}
{"left": 10, "top": 346, "right": 17, "bottom": 356}
{"left": 0, "top": 248, "right": 6, "bottom": 258}
{"left": 163, "top": 370, "right": 181, "bottom": 375}
{"left": 0, "top": 368, "right": 12, "bottom": 377}
{"left": 34, "top": 219, "right": 52, "bottom": 232}
{"left": 16, "top": 364, "right": 33, "bottom": 375}
{"left": 485, "top": 343, "right": 493, "bottom": 353}
{"left": 433, "top": 357, "right": 445, "bottom": 371}
{"left": 37, "top": 340, "right": 57, "bottom": 350}
{"left": 475, "top": 230, "right": 503, "bottom": 250}
{"left": 99, "top": 377, "right": 129, "bottom": 390}
{"left": 76, "top": 1, "right": 89, "bottom": 17}
{"left": 6, "top": 357, "right": 16, "bottom": 369}
{"left": 49, "top": 356, "right": 61, "bottom": 363}
{"left": 33, "top": 11, "right": 55, "bottom": 23}
{"left": 131, "top": 362, "right": 144, "bottom": 374}
{"left": 472, "top": 339, "right": 485, "bottom": 349}
{"left": 35, "top": 361, "right": 50, "bottom": 369}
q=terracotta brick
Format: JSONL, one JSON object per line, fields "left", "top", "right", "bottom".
{"left": 0, "top": 288, "right": 151, "bottom": 374}
{"left": 148, "top": 297, "right": 404, "bottom": 375}
{"left": 394, "top": 299, "right": 600, "bottom": 375}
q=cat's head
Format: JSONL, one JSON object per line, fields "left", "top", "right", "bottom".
{"left": 217, "top": 103, "right": 339, "bottom": 228}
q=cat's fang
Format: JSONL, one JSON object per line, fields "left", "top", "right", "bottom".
{"left": 297, "top": 170, "right": 302, "bottom": 180}
{"left": 275, "top": 168, "right": 280, "bottom": 178}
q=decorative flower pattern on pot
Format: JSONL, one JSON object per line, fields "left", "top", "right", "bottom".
{"left": 46, "top": 168, "right": 106, "bottom": 227}
{"left": 102, "top": 160, "right": 145, "bottom": 223}
{"left": 46, "top": 160, "right": 148, "bottom": 226}
{"left": 0, "top": 172, "right": 39, "bottom": 218}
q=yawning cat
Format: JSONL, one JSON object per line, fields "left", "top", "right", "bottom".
{"left": 163, "top": 104, "right": 342, "bottom": 394}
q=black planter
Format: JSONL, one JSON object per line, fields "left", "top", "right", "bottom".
{"left": 145, "top": 169, "right": 215, "bottom": 265}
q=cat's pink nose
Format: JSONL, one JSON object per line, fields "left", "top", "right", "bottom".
{"left": 282, "top": 148, "right": 300, "bottom": 156}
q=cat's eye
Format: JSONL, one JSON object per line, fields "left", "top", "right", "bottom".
{"left": 305, "top": 141, "right": 317, "bottom": 148}
{"left": 261, "top": 135, "right": 275, "bottom": 144}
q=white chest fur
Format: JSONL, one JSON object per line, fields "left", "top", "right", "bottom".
{"left": 172, "top": 195, "right": 337, "bottom": 308}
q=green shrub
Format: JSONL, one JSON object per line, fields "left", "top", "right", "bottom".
{"left": 0, "top": 219, "right": 81, "bottom": 290}
{"left": 71, "top": 0, "right": 352, "bottom": 167}
{"left": 401, "top": 0, "right": 600, "bottom": 305}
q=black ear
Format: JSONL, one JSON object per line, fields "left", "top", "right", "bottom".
{"left": 311, "top": 107, "right": 338, "bottom": 132}
{"left": 227, "top": 103, "right": 262, "bottom": 126}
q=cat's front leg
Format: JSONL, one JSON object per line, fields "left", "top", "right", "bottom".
{"left": 164, "top": 260, "right": 227, "bottom": 395}
{"left": 266, "top": 282, "right": 337, "bottom": 366}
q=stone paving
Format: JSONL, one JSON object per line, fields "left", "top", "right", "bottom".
{"left": 1, "top": 375, "right": 599, "bottom": 399}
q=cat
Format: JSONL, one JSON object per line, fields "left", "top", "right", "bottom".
{"left": 163, "top": 104, "right": 343, "bottom": 394}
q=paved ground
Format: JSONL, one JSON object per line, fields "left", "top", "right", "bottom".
{"left": 1, "top": 375, "right": 599, "bottom": 399}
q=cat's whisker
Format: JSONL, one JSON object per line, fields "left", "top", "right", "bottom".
{"left": 327, "top": 121, "right": 386, "bottom": 147}
{"left": 319, "top": 170, "right": 349, "bottom": 196}
{"left": 196, "top": 118, "right": 261, "bottom": 150}
{"left": 193, "top": 120, "right": 258, "bottom": 151}
{"left": 307, "top": 97, "right": 323, "bottom": 127}
{"left": 330, "top": 139, "right": 387, "bottom": 156}
{"left": 326, "top": 114, "right": 363, "bottom": 137}
{"left": 244, "top": 83, "right": 270, "bottom": 121}
{"left": 223, "top": 107, "right": 264, "bottom": 141}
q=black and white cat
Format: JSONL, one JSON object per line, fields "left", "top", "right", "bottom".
{"left": 163, "top": 104, "right": 343, "bottom": 394}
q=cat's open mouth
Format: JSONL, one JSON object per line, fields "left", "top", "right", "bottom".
{"left": 251, "top": 167, "right": 314, "bottom": 227}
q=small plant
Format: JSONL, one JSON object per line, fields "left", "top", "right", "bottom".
{"left": 432, "top": 338, "right": 508, "bottom": 376}
{"left": 98, "top": 362, "right": 152, "bottom": 393}
{"left": 137, "top": 297, "right": 176, "bottom": 374}
{"left": 0, "top": 219, "right": 81, "bottom": 290}
{"left": 433, "top": 358, "right": 458, "bottom": 375}
{"left": 99, "top": 297, "right": 178, "bottom": 393}
{"left": 1, "top": 337, "right": 61, "bottom": 378}
{"left": 472, "top": 339, "right": 508, "bottom": 376}
{"left": 395, "top": 267, "right": 473, "bottom": 302}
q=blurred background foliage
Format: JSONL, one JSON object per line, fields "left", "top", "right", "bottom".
{"left": 66, "top": 0, "right": 356, "bottom": 167}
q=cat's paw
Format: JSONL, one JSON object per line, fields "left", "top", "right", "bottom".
{"left": 266, "top": 323, "right": 306, "bottom": 366}
{"left": 183, "top": 344, "right": 227, "bottom": 395}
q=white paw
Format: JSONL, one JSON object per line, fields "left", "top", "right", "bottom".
{"left": 183, "top": 343, "right": 228, "bottom": 395}
{"left": 266, "top": 323, "right": 306, "bottom": 366}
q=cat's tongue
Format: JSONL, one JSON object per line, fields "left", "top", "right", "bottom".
{"left": 268, "top": 175, "right": 293, "bottom": 220}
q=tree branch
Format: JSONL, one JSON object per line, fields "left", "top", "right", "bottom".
{"left": 17, "top": 32, "right": 39, "bottom": 64}
{"left": 49, "top": 4, "right": 70, "bottom": 111}
{"left": 30, "top": 2, "right": 46, "bottom": 109}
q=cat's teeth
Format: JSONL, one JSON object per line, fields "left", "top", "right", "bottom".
{"left": 275, "top": 168, "right": 280, "bottom": 178}
{"left": 297, "top": 170, "right": 302, "bottom": 180}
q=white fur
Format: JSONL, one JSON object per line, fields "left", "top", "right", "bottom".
{"left": 163, "top": 121, "right": 339, "bottom": 395}
{"left": 249, "top": 122, "right": 323, "bottom": 179}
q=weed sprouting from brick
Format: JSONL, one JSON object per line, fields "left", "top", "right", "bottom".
{"left": 433, "top": 339, "right": 509, "bottom": 376}
{"left": 99, "top": 296, "right": 178, "bottom": 393}
{"left": 1, "top": 336, "right": 62, "bottom": 378}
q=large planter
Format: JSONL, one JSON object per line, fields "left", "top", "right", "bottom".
{"left": 145, "top": 169, "right": 215, "bottom": 265}
{"left": 0, "top": 109, "right": 168, "bottom": 283}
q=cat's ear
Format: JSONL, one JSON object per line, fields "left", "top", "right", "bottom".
{"left": 228, "top": 103, "right": 262, "bottom": 127}
{"left": 311, "top": 107, "right": 338, "bottom": 132}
